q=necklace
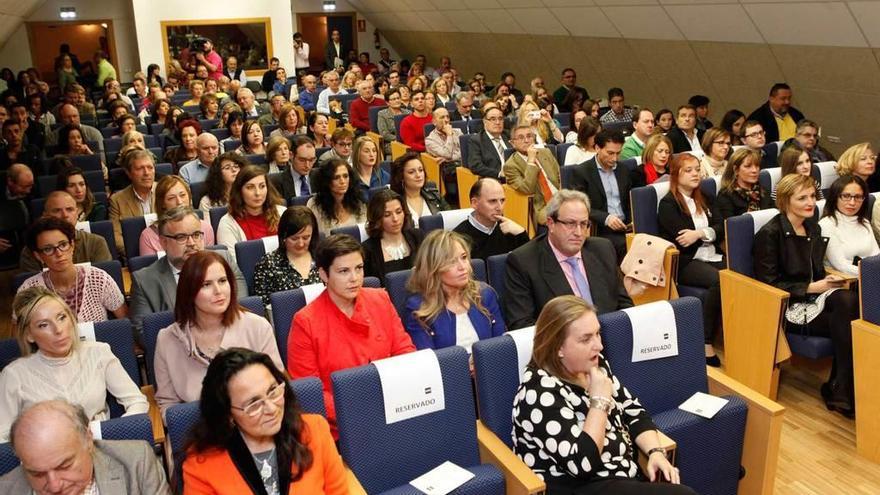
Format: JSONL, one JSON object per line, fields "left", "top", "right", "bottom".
{"left": 383, "top": 239, "right": 408, "bottom": 260}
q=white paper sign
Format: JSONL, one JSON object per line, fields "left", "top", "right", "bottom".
{"left": 622, "top": 301, "right": 679, "bottom": 363}
{"left": 144, "top": 213, "right": 158, "bottom": 225}
{"left": 409, "top": 461, "right": 475, "bottom": 495}
{"left": 261, "top": 235, "right": 279, "bottom": 253}
{"left": 89, "top": 420, "right": 102, "bottom": 440}
{"left": 440, "top": 208, "right": 473, "bottom": 230}
{"left": 77, "top": 322, "right": 96, "bottom": 341}
{"left": 678, "top": 392, "right": 730, "bottom": 419}
{"left": 301, "top": 283, "right": 325, "bottom": 304}
{"left": 506, "top": 326, "right": 535, "bottom": 382}
{"left": 75, "top": 221, "right": 91, "bottom": 233}
{"left": 373, "top": 349, "right": 445, "bottom": 424}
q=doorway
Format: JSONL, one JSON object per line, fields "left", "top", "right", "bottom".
{"left": 296, "top": 13, "right": 357, "bottom": 71}
{"left": 27, "top": 20, "right": 117, "bottom": 85}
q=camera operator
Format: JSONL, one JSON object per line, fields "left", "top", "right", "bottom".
{"left": 193, "top": 37, "right": 223, "bottom": 81}
{"left": 293, "top": 32, "right": 310, "bottom": 76}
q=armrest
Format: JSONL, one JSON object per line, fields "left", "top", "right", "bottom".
{"left": 420, "top": 153, "right": 444, "bottom": 195}
{"left": 123, "top": 267, "right": 132, "bottom": 296}
{"left": 826, "top": 267, "right": 858, "bottom": 290}
{"left": 707, "top": 367, "right": 785, "bottom": 495}
{"left": 637, "top": 431, "right": 677, "bottom": 474}
{"left": 344, "top": 462, "right": 368, "bottom": 495}
{"left": 140, "top": 385, "right": 165, "bottom": 444}
{"left": 852, "top": 320, "right": 880, "bottom": 463}
{"left": 328, "top": 117, "right": 338, "bottom": 135}
{"left": 476, "top": 421, "right": 545, "bottom": 495}
{"left": 719, "top": 269, "right": 792, "bottom": 398}
{"left": 390, "top": 141, "right": 410, "bottom": 161}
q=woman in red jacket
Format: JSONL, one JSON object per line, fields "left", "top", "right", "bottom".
{"left": 287, "top": 234, "right": 416, "bottom": 438}
{"left": 182, "top": 348, "right": 348, "bottom": 494}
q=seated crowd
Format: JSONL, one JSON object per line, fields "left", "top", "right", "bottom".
{"left": 0, "top": 45, "right": 876, "bottom": 494}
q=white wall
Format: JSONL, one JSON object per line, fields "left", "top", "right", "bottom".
{"left": 291, "top": 0, "right": 400, "bottom": 62}
{"left": 0, "top": 24, "right": 33, "bottom": 70}
{"left": 131, "top": 0, "right": 295, "bottom": 78}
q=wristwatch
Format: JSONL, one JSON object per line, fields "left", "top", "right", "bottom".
{"left": 588, "top": 396, "right": 614, "bottom": 414}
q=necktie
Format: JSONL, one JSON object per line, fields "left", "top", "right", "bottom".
{"left": 300, "top": 175, "right": 311, "bottom": 196}
{"left": 494, "top": 138, "right": 505, "bottom": 159}
{"left": 563, "top": 257, "right": 594, "bottom": 304}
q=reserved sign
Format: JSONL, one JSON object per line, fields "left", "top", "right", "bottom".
{"left": 373, "top": 350, "right": 445, "bottom": 424}
{"left": 622, "top": 301, "right": 679, "bottom": 362}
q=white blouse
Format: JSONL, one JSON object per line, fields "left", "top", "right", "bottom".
{"left": 564, "top": 146, "right": 596, "bottom": 166}
{"left": 455, "top": 312, "right": 480, "bottom": 354}
{"left": 684, "top": 195, "right": 722, "bottom": 263}
{"left": 819, "top": 212, "right": 880, "bottom": 276}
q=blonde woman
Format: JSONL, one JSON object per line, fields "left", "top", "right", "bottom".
{"left": 403, "top": 230, "right": 505, "bottom": 352}
{"left": 0, "top": 287, "right": 148, "bottom": 441}
{"left": 835, "top": 142, "right": 876, "bottom": 187}
{"left": 516, "top": 100, "right": 563, "bottom": 145}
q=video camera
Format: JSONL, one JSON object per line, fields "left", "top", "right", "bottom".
{"left": 189, "top": 37, "right": 210, "bottom": 53}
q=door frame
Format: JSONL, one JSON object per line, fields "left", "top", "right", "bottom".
{"left": 26, "top": 19, "right": 119, "bottom": 79}
{"left": 295, "top": 12, "right": 358, "bottom": 51}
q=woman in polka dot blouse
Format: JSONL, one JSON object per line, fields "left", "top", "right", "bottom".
{"left": 512, "top": 296, "right": 696, "bottom": 495}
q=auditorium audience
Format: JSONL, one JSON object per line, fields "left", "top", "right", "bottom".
{"left": 564, "top": 109, "right": 588, "bottom": 144}
{"left": 253, "top": 207, "right": 322, "bottom": 305}
{"left": 503, "top": 125, "right": 562, "bottom": 227}
{"left": 553, "top": 68, "right": 588, "bottom": 110}
{"left": 754, "top": 174, "right": 857, "bottom": 417}
{"left": 389, "top": 151, "right": 449, "bottom": 222}
{"left": 19, "top": 191, "right": 111, "bottom": 273}
{"left": 109, "top": 149, "right": 156, "bottom": 255}
{"left": 130, "top": 206, "right": 245, "bottom": 334}
{"left": 236, "top": 120, "right": 266, "bottom": 157}
{"left": 666, "top": 105, "right": 704, "bottom": 156}
{"left": 352, "top": 135, "right": 388, "bottom": 199}
{"left": 517, "top": 100, "right": 564, "bottom": 145}
{"left": 199, "top": 152, "right": 242, "bottom": 213}
{"left": 217, "top": 165, "right": 287, "bottom": 260}
{"left": 56, "top": 166, "right": 107, "bottom": 221}
{"left": 835, "top": 142, "right": 876, "bottom": 188}
{"left": 720, "top": 109, "right": 746, "bottom": 146}
{"left": 220, "top": 111, "right": 244, "bottom": 153}
{"left": 137, "top": 175, "right": 214, "bottom": 255}
{"left": 690, "top": 95, "right": 713, "bottom": 131}
{"left": 655, "top": 108, "right": 674, "bottom": 134}
{"left": 404, "top": 229, "right": 504, "bottom": 351}
{"left": 48, "top": 104, "right": 105, "bottom": 158}
{"left": 288, "top": 234, "right": 415, "bottom": 437}
{"left": 453, "top": 177, "right": 528, "bottom": 260}
{"left": 182, "top": 348, "right": 347, "bottom": 494}
{"left": 0, "top": 119, "right": 40, "bottom": 171}
{"left": 298, "top": 74, "right": 319, "bottom": 113}
{"left": 316, "top": 70, "right": 347, "bottom": 115}
{"left": 361, "top": 189, "right": 423, "bottom": 284}
{"left": 0, "top": 399, "right": 170, "bottom": 493}
{"left": 266, "top": 135, "right": 293, "bottom": 174}
{"left": 504, "top": 190, "right": 632, "bottom": 329}
{"left": 307, "top": 159, "right": 366, "bottom": 235}
{"left": 699, "top": 127, "right": 731, "bottom": 179}
{"left": 633, "top": 133, "right": 673, "bottom": 187}
{"left": 715, "top": 148, "right": 772, "bottom": 221}
{"left": 512, "top": 295, "right": 694, "bottom": 494}
{"left": 774, "top": 146, "right": 822, "bottom": 200}
{"left": 271, "top": 136, "right": 317, "bottom": 200}
{"left": 819, "top": 176, "right": 878, "bottom": 276}
{"left": 199, "top": 93, "right": 219, "bottom": 121}
{"left": 569, "top": 130, "right": 630, "bottom": 259}
{"left": 467, "top": 105, "right": 510, "bottom": 178}
{"left": 564, "top": 116, "right": 600, "bottom": 166}
{"left": 658, "top": 154, "right": 725, "bottom": 366}
{"left": 349, "top": 79, "right": 385, "bottom": 135}
{"left": 154, "top": 250, "right": 281, "bottom": 416}
{"left": 748, "top": 83, "right": 804, "bottom": 142}
{"left": 620, "top": 108, "right": 655, "bottom": 160}
{"left": 0, "top": 287, "right": 145, "bottom": 441}
{"left": 599, "top": 87, "right": 634, "bottom": 125}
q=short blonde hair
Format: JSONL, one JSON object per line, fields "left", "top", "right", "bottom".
{"left": 532, "top": 295, "right": 596, "bottom": 380}
{"left": 774, "top": 173, "right": 816, "bottom": 212}
{"left": 13, "top": 287, "right": 80, "bottom": 357}
{"left": 835, "top": 142, "right": 873, "bottom": 176}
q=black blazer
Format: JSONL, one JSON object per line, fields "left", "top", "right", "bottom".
{"left": 269, "top": 169, "right": 319, "bottom": 201}
{"left": 666, "top": 127, "right": 705, "bottom": 154}
{"left": 361, "top": 228, "right": 424, "bottom": 284}
{"left": 466, "top": 132, "right": 510, "bottom": 179}
{"left": 747, "top": 101, "right": 805, "bottom": 143}
{"left": 715, "top": 185, "right": 774, "bottom": 222}
{"left": 568, "top": 157, "right": 632, "bottom": 229}
{"left": 503, "top": 234, "right": 633, "bottom": 329}
{"left": 753, "top": 213, "right": 827, "bottom": 301}
{"left": 324, "top": 41, "right": 348, "bottom": 70}
{"left": 451, "top": 110, "right": 483, "bottom": 134}
{"left": 421, "top": 182, "right": 450, "bottom": 214}
{"left": 657, "top": 193, "right": 724, "bottom": 270}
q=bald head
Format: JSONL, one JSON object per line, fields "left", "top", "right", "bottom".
{"left": 196, "top": 132, "right": 220, "bottom": 164}
{"left": 7, "top": 163, "right": 34, "bottom": 198}
{"left": 432, "top": 107, "right": 450, "bottom": 129}
{"left": 11, "top": 400, "right": 91, "bottom": 451}
{"left": 59, "top": 103, "right": 80, "bottom": 126}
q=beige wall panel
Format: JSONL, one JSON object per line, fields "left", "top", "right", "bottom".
{"left": 769, "top": 44, "right": 880, "bottom": 96}
{"left": 793, "top": 89, "right": 880, "bottom": 155}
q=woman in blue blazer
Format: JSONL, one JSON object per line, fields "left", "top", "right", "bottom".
{"left": 404, "top": 230, "right": 506, "bottom": 350}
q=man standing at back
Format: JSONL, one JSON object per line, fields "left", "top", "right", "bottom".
{"left": 748, "top": 83, "right": 804, "bottom": 143}
{"left": 293, "top": 32, "right": 311, "bottom": 76}
{"left": 325, "top": 29, "right": 347, "bottom": 71}
{"left": 553, "top": 68, "right": 589, "bottom": 111}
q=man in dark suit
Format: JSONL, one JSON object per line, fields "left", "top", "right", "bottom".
{"left": 129, "top": 206, "right": 246, "bottom": 334}
{"left": 0, "top": 163, "right": 33, "bottom": 269}
{"left": 747, "top": 83, "right": 804, "bottom": 143}
{"left": 324, "top": 29, "right": 347, "bottom": 71}
{"left": 466, "top": 106, "right": 510, "bottom": 179}
{"left": 666, "top": 105, "right": 705, "bottom": 156}
{"left": 504, "top": 189, "right": 632, "bottom": 329}
{"left": 569, "top": 129, "right": 630, "bottom": 260}
{"left": 271, "top": 135, "right": 318, "bottom": 200}
{"left": 450, "top": 93, "right": 482, "bottom": 134}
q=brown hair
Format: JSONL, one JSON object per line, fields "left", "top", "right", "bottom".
{"left": 227, "top": 165, "right": 283, "bottom": 231}
{"left": 174, "top": 251, "right": 243, "bottom": 326}
{"left": 366, "top": 189, "right": 411, "bottom": 238}
{"left": 155, "top": 175, "right": 191, "bottom": 218}
{"left": 668, "top": 153, "right": 707, "bottom": 216}
{"left": 641, "top": 133, "right": 672, "bottom": 166}
{"left": 700, "top": 127, "right": 731, "bottom": 157}
{"left": 531, "top": 295, "right": 596, "bottom": 381}
{"left": 720, "top": 148, "right": 761, "bottom": 192}
{"left": 779, "top": 146, "right": 811, "bottom": 177}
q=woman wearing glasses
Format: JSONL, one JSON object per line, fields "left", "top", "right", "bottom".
{"left": 139, "top": 175, "right": 215, "bottom": 256}
{"left": 153, "top": 251, "right": 283, "bottom": 417}
{"left": 182, "top": 348, "right": 348, "bottom": 494}
{"left": 18, "top": 217, "right": 127, "bottom": 323}
{"left": 819, "top": 176, "right": 878, "bottom": 276}
{"left": 698, "top": 128, "right": 731, "bottom": 179}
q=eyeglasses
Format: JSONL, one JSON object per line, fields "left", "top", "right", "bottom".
{"left": 797, "top": 132, "right": 818, "bottom": 139}
{"left": 36, "top": 240, "right": 72, "bottom": 256}
{"left": 221, "top": 164, "right": 240, "bottom": 172}
{"left": 840, "top": 193, "right": 865, "bottom": 203}
{"left": 553, "top": 218, "right": 591, "bottom": 231}
{"left": 162, "top": 231, "right": 205, "bottom": 244}
{"left": 713, "top": 140, "right": 732, "bottom": 146}
{"left": 231, "top": 382, "right": 286, "bottom": 417}
{"left": 744, "top": 130, "right": 765, "bottom": 138}
{"left": 485, "top": 117, "right": 504, "bottom": 123}
{"left": 336, "top": 141, "right": 353, "bottom": 148}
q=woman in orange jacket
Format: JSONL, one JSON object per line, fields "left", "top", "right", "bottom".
{"left": 182, "top": 348, "right": 348, "bottom": 495}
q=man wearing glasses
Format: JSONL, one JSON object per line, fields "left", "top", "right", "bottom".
{"left": 130, "top": 205, "right": 246, "bottom": 336}
{"left": 786, "top": 119, "right": 834, "bottom": 163}
{"left": 466, "top": 106, "right": 511, "bottom": 179}
{"left": 272, "top": 136, "right": 318, "bottom": 200}
{"left": 742, "top": 120, "right": 777, "bottom": 168}
{"left": 503, "top": 125, "right": 561, "bottom": 227}
{"left": 504, "top": 189, "right": 632, "bottom": 329}
{"left": 553, "top": 68, "right": 589, "bottom": 110}
{"left": 317, "top": 128, "right": 354, "bottom": 166}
